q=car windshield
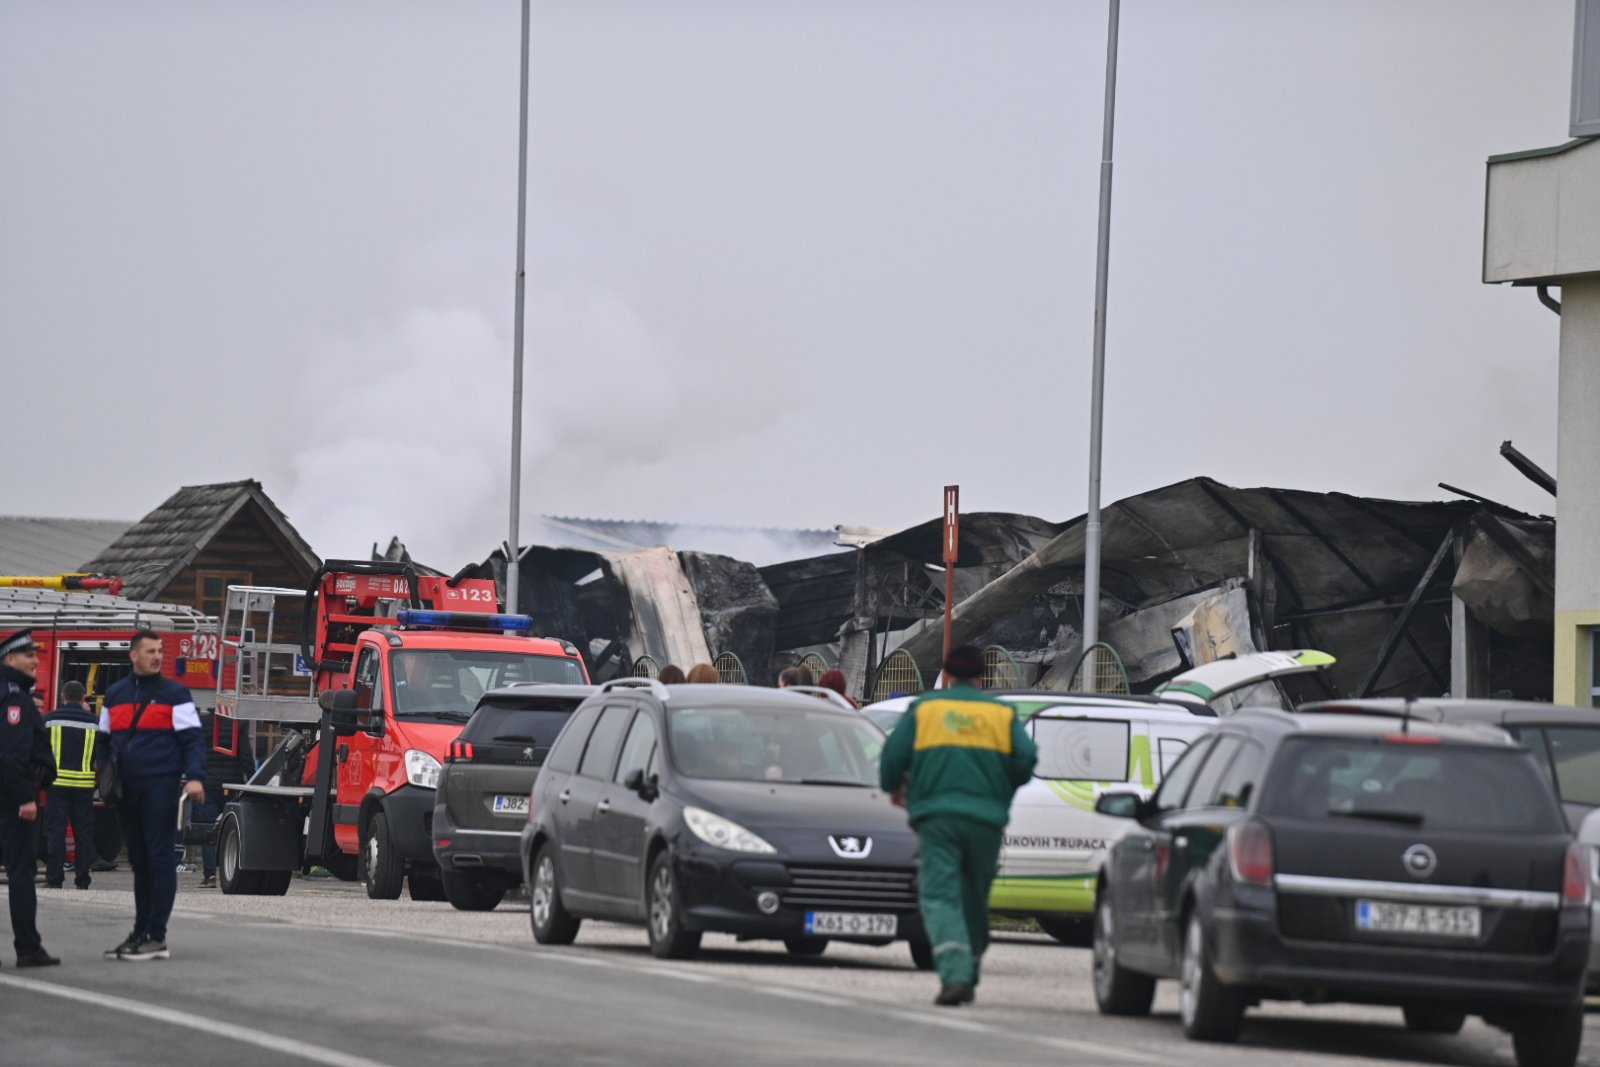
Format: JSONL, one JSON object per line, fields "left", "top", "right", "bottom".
{"left": 391, "top": 651, "right": 586, "bottom": 720}
{"left": 1258, "top": 736, "right": 1564, "bottom": 832}
{"left": 666, "top": 705, "right": 884, "bottom": 785}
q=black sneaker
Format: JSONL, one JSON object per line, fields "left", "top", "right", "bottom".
{"left": 118, "top": 935, "right": 169, "bottom": 962}
{"left": 16, "top": 947, "right": 60, "bottom": 968}
{"left": 934, "top": 982, "right": 975, "bottom": 1007}
{"left": 198, "top": 875, "right": 217, "bottom": 889}
{"left": 104, "top": 931, "right": 142, "bottom": 960}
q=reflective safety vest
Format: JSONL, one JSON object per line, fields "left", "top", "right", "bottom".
{"left": 48, "top": 720, "right": 98, "bottom": 790}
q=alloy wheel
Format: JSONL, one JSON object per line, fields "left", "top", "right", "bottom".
{"left": 532, "top": 855, "right": 555, "bottom": 930}
{"left": 650, "top": 864, "right": 674, "bottom": 941}
{"left": 1180, "top": 915, "right": 1202, "bottom": 1027}
{"left": 1092, "top": 899, "right": 1116, "bottom": 1001}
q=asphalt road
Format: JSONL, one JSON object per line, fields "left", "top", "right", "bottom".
{"left": 5, "top": 868, "right": 1598, "bottom": 1067}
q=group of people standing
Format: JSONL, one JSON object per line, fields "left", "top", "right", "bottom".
{"left": 0, "top": 627, "right": 209, "bottom": 966}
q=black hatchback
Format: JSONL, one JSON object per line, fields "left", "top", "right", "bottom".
{"left": 521, "top": 680, "right": 931, "bottom": 965}
{"left": 1090, "top": 709, "right": 1589, "bottom": 1067}
{"left": 432, "top": 684, "right": 594, "bottom": 911}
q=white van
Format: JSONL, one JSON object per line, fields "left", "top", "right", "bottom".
{"left": 859, "top": 649, "right": 1335, "bottom": 944}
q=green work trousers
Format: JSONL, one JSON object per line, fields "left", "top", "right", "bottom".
{"left": 915, "top": 814, "right": 1002, "bottom": 988}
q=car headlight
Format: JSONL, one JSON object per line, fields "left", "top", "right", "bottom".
{"left": 683, "top": 805, "right": 776, "bottom": 854}
{"left": 404, "top": 749, "right": 442, "bottom": 789}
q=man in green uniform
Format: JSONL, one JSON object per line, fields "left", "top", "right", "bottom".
{"left": 879, "top": 645, "right": 1036, "bottom": 1006}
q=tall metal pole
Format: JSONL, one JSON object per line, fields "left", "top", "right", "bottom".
{"left": 1080, "top": 0, "right": 1120, "bottom": 686}
{"left": 506, "top": 0, "right": 531, "bottom": 615}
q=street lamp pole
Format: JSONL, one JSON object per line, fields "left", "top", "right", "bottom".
{"left": 1080, "top": 0, "right": 1120, "bottom": 686}
{"left": 506, "top": 0, "right": 531, "bottom": 615}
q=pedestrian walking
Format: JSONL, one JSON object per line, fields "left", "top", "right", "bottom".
{"left": 0, "top": 630, "right": 60, "bottom": 966}
{"left": 100, "top": 629, "right": 205, "bottom": 961}
{"left": 878, "top": 645, "right": 1036, "bottom": 1006}
{"left": 42, "top": 680, "right": 105, "bottom": 889}
{"left": 193, "top": 710, "right": 254, "bottom": 889}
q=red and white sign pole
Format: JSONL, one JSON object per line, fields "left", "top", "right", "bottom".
{"left": 942, "top": 485, "right": 960, "bottom": 666}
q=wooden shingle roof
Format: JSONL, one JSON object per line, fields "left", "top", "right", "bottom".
{"left": 82, "top": 480, "right": 320, "bottom": 601}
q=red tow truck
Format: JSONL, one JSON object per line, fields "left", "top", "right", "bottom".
{"left": 213, "top": 560, "right": 589, "bottom": 899}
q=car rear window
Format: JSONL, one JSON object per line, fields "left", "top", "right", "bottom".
{"left": 1259, "top": 736, "right": 1564, "bottom": 832}
{"left": 461, "top": 701, "right": 579, "bottom": 745}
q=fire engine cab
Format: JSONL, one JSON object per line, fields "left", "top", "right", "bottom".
{"left": 213, "top": 560, "right": 589, "bottom": 900}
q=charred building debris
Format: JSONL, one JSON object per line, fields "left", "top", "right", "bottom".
{"left": 452, "top": 476, "right": 1553, "bottom": 703}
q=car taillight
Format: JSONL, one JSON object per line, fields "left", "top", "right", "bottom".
{"left": 1227, "top": 820, "right": 1274, "bottom": 888}
{"left": 1564, "top": 843, "right": 1592, "bottom": 908}
{"left": 447, "top": 741, "right": 475, "bottom": 761}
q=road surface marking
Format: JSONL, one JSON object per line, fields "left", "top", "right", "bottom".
{"left": 0, "top": 973, "right": 398, "bottom": 1067}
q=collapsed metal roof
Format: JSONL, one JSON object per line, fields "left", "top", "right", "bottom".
{"left": 882, "top": 477, "right": 1552, "bottom": 701}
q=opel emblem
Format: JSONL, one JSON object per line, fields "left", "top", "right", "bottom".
{"left": 1402, "top": 843, "right": 1437, "bottom": 879}
{"left": 828, "top": 834, "right": 873, "bottom": 859}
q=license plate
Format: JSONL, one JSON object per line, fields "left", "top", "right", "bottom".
{"left": 492, "top": 794, "right": 529, "bottom": 815}
{"left": 1355, "top": 899, "right": 1481, "bottom": 938}
{"left": 805, "top": 911, "right": 898, "bottom": 936}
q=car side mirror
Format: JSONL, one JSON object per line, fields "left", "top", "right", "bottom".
{"left": 623, "top": 768, "right": 658, "bottom": 801}
{"left": 1095, "top": 791, "right": 1145, "bottom": 820}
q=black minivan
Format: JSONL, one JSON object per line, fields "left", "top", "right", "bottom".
{"left": 432, "top": 684, "right": 594, "bottom": 910}
{"left": 521, "top": 680, "right": 931, "bottom": 965}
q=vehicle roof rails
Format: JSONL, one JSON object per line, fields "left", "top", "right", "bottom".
{"left": 783, "top": 685, "right": 858, "bottom": 712}
{"left": 600, "top": 677, "right": 671, "bottom": 701}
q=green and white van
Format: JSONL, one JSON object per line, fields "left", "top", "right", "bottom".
{"left": 860, "top": 649, "right": 1335, "bottom": 944}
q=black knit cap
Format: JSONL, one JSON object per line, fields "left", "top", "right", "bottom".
{"left": 943, "top": 645, "right": 985, "bottom": 682}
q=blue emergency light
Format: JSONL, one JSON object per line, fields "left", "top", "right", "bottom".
{"left": 395, "top": 610, "right": 534, "bottom": 632}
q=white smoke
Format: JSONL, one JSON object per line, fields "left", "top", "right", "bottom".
{"left": 281, "top": 229, "right": 706, "bottom": 570}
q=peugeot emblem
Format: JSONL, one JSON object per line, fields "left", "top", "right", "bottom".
{"left": 523, "top": 747, "right": 535, "bottom": 760}
{"left": 828, "top": 834, "right": 873, "bottom": 859}
{"left": 1402, "top": 843, "right": 1437, "bottom": 879}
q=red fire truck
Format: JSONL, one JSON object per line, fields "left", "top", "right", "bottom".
{"left": 0, "top": 584, "right": 217, "bottom": 712}
{"left": 213, "top": 560, "right": 589, "bottom": 900}
{"left": 0, "top": 583, "right": 219, "bottom": 867}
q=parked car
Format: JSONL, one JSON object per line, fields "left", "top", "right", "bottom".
{"left": 1298, "top": 698, "right": 1600, "bottom": 828}
{"left": 432, "top": 684, "right": 594, "bottom": 910}
{"left": 1091, "top": 708, "right": 1589, "bottom": 1067}
{"left": 857, "top": 696, "right": 911, "bottom": 734}
{"left": 522, "top": 680, "right": 932, "bottom": 965}
{"left": 862, "top": 650, "right": 1335, "bottom": 945}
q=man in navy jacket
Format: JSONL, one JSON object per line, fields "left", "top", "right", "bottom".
{"left": 99, "top": 629, "right": 204, "bottom": 961}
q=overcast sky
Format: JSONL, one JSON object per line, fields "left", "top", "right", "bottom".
{"left": 0, "top": 1, "right": 1576, "bottom": 568}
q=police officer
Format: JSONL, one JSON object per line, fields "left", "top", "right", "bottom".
{"left": 0, "top": 630, "right": 61, "bottom": 966}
